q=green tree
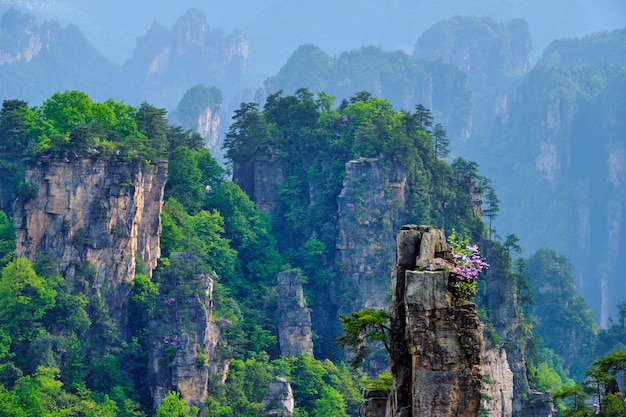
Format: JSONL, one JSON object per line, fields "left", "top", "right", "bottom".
{"left": 482, "top": 184, "right": 499, "bottom": 239}
{"left": 136, "top": 102, "right": 168, "bottom": 161}
{"left": 224, "top": 102, "right": 272, "bottom": 161}
{"left": 156, "top": 391, "right": 198, "bottom": 417}
{"left": 0, "top": 258, "right": 57, "bottom": 341}
{"left": 337, "top": 309, "right": 391, "bottom": 368}
{"left": 0, "top": 99, "right": 29, "bottom": 154}
{"left": 432, "top": 122, "right": 450, "bottom": 158}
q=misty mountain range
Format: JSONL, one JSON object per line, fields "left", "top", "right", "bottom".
{"left": 1, "top": 0, "right": 626, "bottom": 326}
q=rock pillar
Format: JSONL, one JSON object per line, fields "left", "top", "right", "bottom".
{"left": 387, "top": 225, "right": 483, "bottom": 417}
{"left": 277, "top": 270, "right": 314, "bottom": 357}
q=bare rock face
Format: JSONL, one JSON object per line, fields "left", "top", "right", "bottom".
{"left": 14, "top": 160, "right": 167, "bottom": 326}
{"left": 277, "top": 270, "right": 314, "bottom": 357}
{"left": 197, "top": 106, "right": 221, "bottom": 150}
{"left": 481, "top": 348, "right": 514, "bottom": 417}
{"left": 387, "top": 225, "right": 482, "bottom": 417}
{"left": 360, "top": 390, "right": 389, "bottom": 417}
{"left": 233, "top": 158, "right": 285, "bottom": 218}
{"left": 263, "top": 376, "right": 294, "bottom": 417}
{"left": 149, "top": 253, "right": 229, "bottom": 412}
{"left": 336, "top": 158, "right": 408, "bottom": 314}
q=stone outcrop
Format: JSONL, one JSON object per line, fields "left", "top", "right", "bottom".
{"left": 387, "top": 225, "right": 483, "bottom": 417}
{"left": 263, "top": 376, "right": 295, "bottom": 417}
{"left": 233, "top": 158, "right": 285, "bottom": 218}
{"left": 149, "top": 253, "right": 229, "bottom": 412}
{"left": 335, "top": 158, "right": 408, "bottom": 314}
{"left": 525, "top": 392, "right": 554, "bottom": 417}
{"left": 359, "top": 390, "right": 389, "bottom": 417}
{"left": 481, "top": 348, "right": 514, "bottom": 417}
{"left": 277, "top": 270, "right": 314, "bottom": 357}
{"left": 14, "top": 160, "right": 167, "bottom": 326}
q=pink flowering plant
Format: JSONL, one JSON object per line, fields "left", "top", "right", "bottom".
{"left": 448, "top": 230, "right": 489, "bottom": 299}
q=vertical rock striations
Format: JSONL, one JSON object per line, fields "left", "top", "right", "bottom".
{"left": 481, "top": 348, "right": 514, "bottom": 417}
{"left": 387, "top": 225, "right": 483, "bottom": 417}
{"left": 148, "top": 253, "right": 229, "bottom": 412}
{"left": 14, "top": 160, "right": 167, "bottom": 326}
{"left": 277, "top": 270, "right": 314, "bottom": 357}
{"left": 336, "top": 157, "right": 407, "bottom": 315}
{"left": 264, "top": 376, "right": 295, "bottom": 417}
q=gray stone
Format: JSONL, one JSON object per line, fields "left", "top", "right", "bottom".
{"left": 387, "top": 225, "right": 483, "bottom": 417}
{"left": 264, "top": 377, "right": 294, "bottom": 417}
{"left": 277, "top": 270, "right": 314, "bottom": 357}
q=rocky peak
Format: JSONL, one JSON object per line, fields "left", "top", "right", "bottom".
{"left": 276, "top": 270, "right": 314, "bottom": 357}
{"left": 14, "top": 160, "right": 167, "bottom": 327}
{"left": 387, "top": 225, "right": 483, "bottom": 417}
{"left": 148, "top": 253, "right": 228, "bottom": 412}
{"left": 0, "top": 9, "right": 44, "bottom": 65}
{"left": 263, "top": 376, "right": 295, "bottom": 417}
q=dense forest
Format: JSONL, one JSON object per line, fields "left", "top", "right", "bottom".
{"left": 0, "top": 90, "right": 622, "bottom": 416}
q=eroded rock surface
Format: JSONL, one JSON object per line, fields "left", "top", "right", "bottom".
{"left": 277, "top": 270, "right": 314, "bottom": 357}
{"left": 387, "top": 225, "right": 482, "bottom": 417}
{"left": 14, "top": 160, "right": 166, "bottom": 326}
{"left": 264, "top": 376, "right": 295, "bottom": 417}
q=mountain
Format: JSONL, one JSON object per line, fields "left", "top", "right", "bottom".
{"left": 0, "top": 8, "right": 120, "bottom": 105}
{"left": 6, "top": 0, "right": 626, "bottom": 75}
{"left": 464, "top": 28, "right": 626, "bottom": 326}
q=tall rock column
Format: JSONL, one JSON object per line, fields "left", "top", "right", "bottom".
{"left": 387, "top": 225, "right": 483, "bottom": 417}
{"left": 13, "top": 160, "right": 167, "bottom": 326}
{"left": 277, "top": 270, "right": 314, "bottom": 357}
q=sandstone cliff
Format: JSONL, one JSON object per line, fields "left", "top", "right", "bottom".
{"left": 336, "top": 158, "right": 408, "bottom": 314}
{"left": 481, "top": 348, "right": 514, "bottom": 417}
{"left": 148, "top": 253, "right": 228, "bottom": 412}
{"left": 277, "top": 270, "right": 314, "bottom": 357}
{"left": 387, "top": 225, "right": 483, "bottom": 417}
{"left": 14, "top": 160, "right": 166, "bottom": 327}
{"left": 263, "top": 376, "right": 295, "bottom": 417}
{"left": 12, "top": 159, "right": 229, "bottom": 413}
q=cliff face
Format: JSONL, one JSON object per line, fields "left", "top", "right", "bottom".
{"left": 387, "top": 225, "right": 483, "bottom": 417}
{"left": 335, "top": 158, "right": 408, "bottom": 314}
{"left": 414, "top": 16, "right": 531, "bottom": 132}
{"left": 232, "top": 158, "right": 285, "bottom": 218}
{"left": 196, "top": 106, "right": 221, "bottom": 150}
{"left": 481, "top": 348, "right": 514, "bottom": 417}
{"left": 148, "top": 253, "right": 228, "bottom": 411}
{"left": 14, "top": 160, "right": 166, "bottom": 326}
{"left": 277, "top": 270, "right": 314, "bottom": 357}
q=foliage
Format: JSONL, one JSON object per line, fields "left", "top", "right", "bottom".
{"left": 524, "top": 248, "right": 598, "bottom": 380}
{"left": 1, "top": 91, "right": 173, "bottom": 164}
{"left": 555, "top": 350, "right": 626, "bottom": 417}
{"left": 360, "top": 372, "right": 392, "bottom": 391}
{"left": 337, "top": 309, "right": 391, "bottom": 368}
{"left": 156, "top": 391, "right": 198, "bottom": 417}
{"left": 447, "top": 230, "right": 489, "bottom": 299}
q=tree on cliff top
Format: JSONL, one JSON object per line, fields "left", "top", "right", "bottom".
{"left": 3, "top": 91, "right": 173, "bottom": 163}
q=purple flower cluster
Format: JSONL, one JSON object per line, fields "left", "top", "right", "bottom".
{"left": 452, "top": 245, "right": 489, "bottom": 282}
{"left": 163, "top": 334, "right": 180, "bottom": 348}
{"left": 593, "top": 402, "right": 600, "bottom": 415}
{"left": 162, "top": 297, "right": 175, "bottom": 307}
{"left": 198, "top": 271, "right": 217, "bottom": 282}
